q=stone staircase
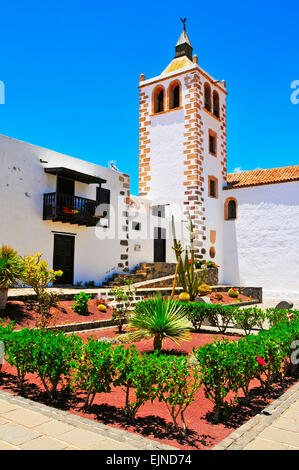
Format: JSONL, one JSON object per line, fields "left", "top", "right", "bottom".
{"left": 101, "top": 262, "right": 177, "bottom": 287}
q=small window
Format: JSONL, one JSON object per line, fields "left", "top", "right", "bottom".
{"left": 132, "top": 221, "right": 141, "bottom": 231}
{"left": 168, "top": 80, "right": 181, "bottom": 110}
{"left": 213, "top": 91, "right": 220, "bottom": 118}
{"left": 204, "top": 83, "right": 211, "bottom": 112}
{"left": 152, "top": 205, "right": 165, "bottom": 218}
{"left": 209, "top": 246, "right": 216, "bottom": 258}
{"left": 210, "top": 180, "right": 216, "bottom": 197}
{"left": 209, "top": 130, "right": 217, "bottom": 156}
{"left": 153, "top": 85, "right": 165, "bottom": 114}
{"left": 208, "top": 176, "right": 218, "bottom": 199}
{"left": 225, "top": 198, "right": 237, "bottom": 220}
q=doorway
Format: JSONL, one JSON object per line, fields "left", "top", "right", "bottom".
{"left": 53, "top": 234, "right": 75, "bottom": 285}
{"left": 154, "top": 227, "right": 166, "bottom": 262}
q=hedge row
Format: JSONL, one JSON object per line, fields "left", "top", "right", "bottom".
{"left": 0, "top": 315, "right": 298, "bottom": 428}
{"left": 182, "top": 302, "right": 299, "bottom": 335}
{"left": 193, "top": 317, "right": 299, "bottom": 421}
{"left": 0, "top": 325, "right": 198, "bottom": 435}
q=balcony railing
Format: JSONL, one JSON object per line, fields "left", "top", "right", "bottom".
{"left": 43, "top": 192, "right": 99, "bottom": 226}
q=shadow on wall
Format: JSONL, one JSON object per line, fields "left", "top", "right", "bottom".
{"left": 222, "top": 220, "right": 241, "bottom": 286}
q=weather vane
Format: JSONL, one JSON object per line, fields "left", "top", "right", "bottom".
{"left": 181, "top": 18, "right": 187, "bottom": 31}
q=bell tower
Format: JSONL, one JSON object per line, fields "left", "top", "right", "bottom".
{"left": 138, "top": 21, "right": 227, "bottom": 263}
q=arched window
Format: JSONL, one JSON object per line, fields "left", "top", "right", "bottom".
{"left": 152, "top": 85, "right": 165, "bottom": 114}
{"left": 204, "top": 83, "right": 211, "bottom": 112}
{"left": 168, "top": 80, "right": 181, "bottom": 110}
{"left": 213, "top": 91, "right": 220, "bottom": 118}
{"left": 224, "top": 197, "right": 237, "bottom": 220}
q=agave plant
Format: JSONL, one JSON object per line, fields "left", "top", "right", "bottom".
{"left": 126, "top": 295, "right": 191, "bottom": 353}
{"left": 0, "top": 246, "right": 24, "bottom": 310}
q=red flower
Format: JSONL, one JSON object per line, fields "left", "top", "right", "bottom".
{"left": 257, "top": 357, "right": 267, "bottom": 367}
{"left": 287, "top": 312, "right": 293, "bottom": 319}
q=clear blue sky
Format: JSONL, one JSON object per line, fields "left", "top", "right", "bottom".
{"left": 0, "top": 0, "right": 298, "bottom": 194}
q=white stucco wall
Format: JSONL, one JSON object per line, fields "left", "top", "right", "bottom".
{"left": 0, "top": 134, "right": 128, "bottom": 285}
{"left": 223, "top": 182, "right": 299, "bottom": 299}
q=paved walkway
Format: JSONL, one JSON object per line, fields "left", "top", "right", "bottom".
{"left": 214, "top": 382, "right": 299, "bottom": 450}
{"left": 0, "top": 390, "right": 175, "bottom": 450}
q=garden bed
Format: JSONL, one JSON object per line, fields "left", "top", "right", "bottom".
{"left": 0, "top": 299, "right": 112, "bottom": 330}
{"left": 0, "top": 327, "right": 297, "bottom": 450}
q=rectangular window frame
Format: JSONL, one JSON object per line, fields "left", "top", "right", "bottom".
{"left": 208, "top": 175, "right": 219, "bottom": 199}
{"left": 208, "top": 129, "right": 217, "bottom": 157}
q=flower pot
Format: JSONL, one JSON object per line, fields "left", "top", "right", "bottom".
{"left": 0, "top": 288, "right": 8, "bottom": 311}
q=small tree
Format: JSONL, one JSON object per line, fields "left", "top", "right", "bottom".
{"left": 75, "top": 338, "right": 114, "bottom": 408}
{"left": 112, "top": 345, "right": 160, "bottom": 422}
{"left": 171, "top": 215, "right": 206, "bottom": 301}
{"left": 22, "top": 253, "right": 63, "bottom": 328}
{"left": 157, "top": 355, "right": 201, "bottom": 436}
{"left": 110, "top": 277, "right": 135, "bottom": 334}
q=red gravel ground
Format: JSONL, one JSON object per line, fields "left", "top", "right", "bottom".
{"left": 0, "top": 328, "right": 296, "bottom": 450}
{"left": 1, "top": 292, "right": 252, "bottom": 331}
{"left": 173, "top": 292, "right": 252, "bottom": 305}
{"left": 1, "top": 299, "right": 112, "bottom": 330}
{"left": 206, "top": 291, "right": 251, "bottom": 304}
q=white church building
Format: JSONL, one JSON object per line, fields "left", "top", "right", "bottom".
{"left": 1, "top": 24, "right": 299, "bottom": 299}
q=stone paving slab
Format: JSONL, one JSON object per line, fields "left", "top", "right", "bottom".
{"left": 0, "top": 390, "right": 176, "bottom": 450}
{"left": 213, "top": 381, "right": 299, "bottom": 450}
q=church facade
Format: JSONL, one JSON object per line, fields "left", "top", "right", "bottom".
{"left": 0, "top": 25, "right": 299, "bottom": 298}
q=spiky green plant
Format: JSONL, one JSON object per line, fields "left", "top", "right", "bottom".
{"left": 0, "top": 246, "right": 24, "bottom": 288}
{"left": 126, "top": 295, "right": 191, "bottom": 352}
{"left": 171, "top": 215, "right": 206, "bottom": 301}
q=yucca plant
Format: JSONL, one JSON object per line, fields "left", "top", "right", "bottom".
{"left": 172, "top": 215, "right": 206, "bottom": 301}
{"left": 126, "top": 295, "right": 191, "bottom": 353}
{"left": 0, "top": 246, "right": 24, "bottom": 310}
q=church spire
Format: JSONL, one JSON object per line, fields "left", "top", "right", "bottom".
{"left": 175, "top": 18, "right": 193, "bottom": 60}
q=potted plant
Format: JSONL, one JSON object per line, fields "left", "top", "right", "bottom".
{"left": 0, "top": 246, "right": 24, "bottom": 310}
{"left": 62, "top": 206, "right": 79, "bottom": 215}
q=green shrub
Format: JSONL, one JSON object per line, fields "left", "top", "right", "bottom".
{"left": 156, "top": 355, "right": 200, "bottom": 435}
{"left": 112, "top": 345, "right": 160, "bottom": 421}
{"left": 31, "top": 330, "right": 83, "bottom": 399}
{"left": 265, "top": 308, "right": 299, "bottom": 328}
{"left": 206, "top": 304, "right": 235, "bottom": 334}
{"left": 4, "top": 328, "right": 37, "bottom": 391}
{"left": 0, "top": 320, "right": 15, "bottom": 342}
{"left": 183, "top": 302, "right": 206, "bottom": 331}
{"left": 228, "top": 288, "right": 239, "bottom": 298}
{"left": 232, "top": 307, "right": 266, "bottom": 335}
{"left": 193, "top": 338, "right": 237, "bottom": 422}
{"left": 75, "top": 338, "right": 114, "bottom": 408}
{"left": 72, "top": 291, "right": 92, "bottom": 315}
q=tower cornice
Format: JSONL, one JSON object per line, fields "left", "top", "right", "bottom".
{"left": 138, "top": 64, "right": 228, "bottom": 95}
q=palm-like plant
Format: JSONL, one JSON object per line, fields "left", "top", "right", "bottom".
{"left": 126, "top": 295, "right": 191, "bottom": 353}
{"left": 0, "top": 246, "right": 24, "bottom": 310}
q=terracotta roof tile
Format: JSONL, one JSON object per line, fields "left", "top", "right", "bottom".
{"left": 225, "top": 165, "right": 299, "bottom": 189}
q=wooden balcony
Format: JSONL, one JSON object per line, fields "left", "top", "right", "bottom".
{"left": 43, "top": 192, "right": 101, "bottom": 227}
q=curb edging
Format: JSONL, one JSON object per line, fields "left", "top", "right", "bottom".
{"left": 213, "top": 381, "right": 299, "bottom": 450}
